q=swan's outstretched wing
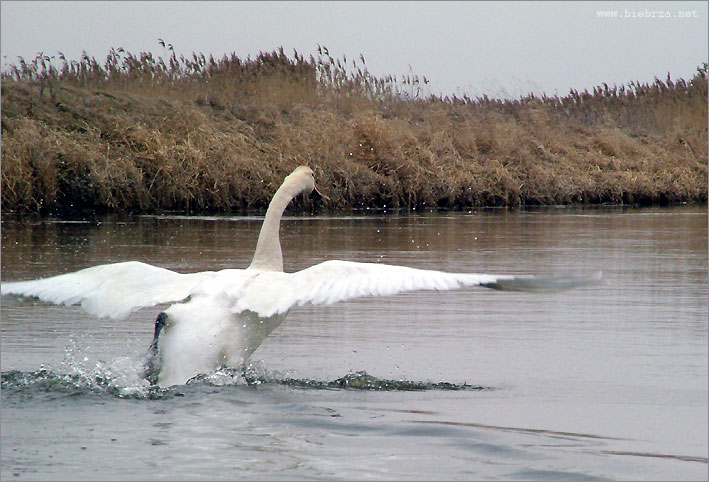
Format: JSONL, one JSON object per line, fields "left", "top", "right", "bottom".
{"left": 235, "top": 260, "right": 602, "bottom": 317}
{"left": 1, "top": 261, "right": 215, "bottom": 320}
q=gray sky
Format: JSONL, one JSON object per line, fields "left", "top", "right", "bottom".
{"left": 1, "top": 1, "right": 707, "bottom": 98}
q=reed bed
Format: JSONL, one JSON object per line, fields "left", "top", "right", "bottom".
{"left": 1, "top": 46, "right": 706, "bottom": 214}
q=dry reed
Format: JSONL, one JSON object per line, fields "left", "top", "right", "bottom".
{"left": 1, "top": 46, "right": 706, "bottom": 214}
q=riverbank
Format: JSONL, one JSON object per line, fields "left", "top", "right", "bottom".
{"left": 1, "top": 49, "right": 706, "bottom": 214}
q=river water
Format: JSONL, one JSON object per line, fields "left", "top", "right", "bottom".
{"left": 1, "top": 206, "right": 707, "bottom": 480}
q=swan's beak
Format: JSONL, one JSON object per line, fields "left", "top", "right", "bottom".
{"left": 313, "top": 182, "right": 329, "bottom": 201}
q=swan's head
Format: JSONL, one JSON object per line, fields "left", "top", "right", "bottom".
{"left": 287, "top": 166, "right": 315, "bottom": 194}
{"left": 285, "top": 166, "right": 326, "bottom": 199}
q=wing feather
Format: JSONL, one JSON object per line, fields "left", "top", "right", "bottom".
{"left": 1, "top": 261, "right": 216, "bottom": 320}
{"left": 235, "top": 260, "right": 602, "bottom": 318}
{"left": 4, "top": 259, "right": 602, "bottom": 322}
{"left": 234, "top": 260, "right": 602, "bottom": 317}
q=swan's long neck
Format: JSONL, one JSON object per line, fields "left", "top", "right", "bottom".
{"left": 248, "top": 181, "right": 296, "bottom": 272}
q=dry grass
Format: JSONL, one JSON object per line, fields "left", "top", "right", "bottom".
{"left": 1, "top": 47, "right": 706, "bottom": 214}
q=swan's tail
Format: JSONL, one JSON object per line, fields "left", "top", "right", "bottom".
{"left": 480, "top": 272, "right": 604, "bottom": 292}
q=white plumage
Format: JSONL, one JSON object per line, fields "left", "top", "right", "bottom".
{"left": 2, "top": 261, "right": 213, "bottom": 320}
{"left": 1, "top": 166, "right": 601, "bottom": 387}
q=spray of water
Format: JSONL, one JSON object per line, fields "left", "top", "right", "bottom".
{"left": 2, "top": 340, "right": 490, "bottom": 399}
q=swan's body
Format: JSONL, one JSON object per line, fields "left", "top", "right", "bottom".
{"left": 2, "top": 166, "right": 601, "bottom": 387}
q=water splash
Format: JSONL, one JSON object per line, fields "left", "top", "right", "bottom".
{"left": 278, "top": 370, "right": 488, "bottom": 391}
{"left": 2, "top": 343, "right": 489, "bottom": 399}
{"left": 186, "top": 363, "right": 489, "bottom": 391}
{"left": 0, "top": 368, "right": 170, "bottom": 400}
{"left": 57, "top": 334, "right": 160, "bottom": 398}
{"left": 0, "top": 336, "right": 171, "bottom": 399}
{"left": 2, "top": 363, "right": 488, "bottom": 399}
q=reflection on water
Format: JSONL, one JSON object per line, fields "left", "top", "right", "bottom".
{"left": 1, "top": 206, "right": 707, "bottom": 480}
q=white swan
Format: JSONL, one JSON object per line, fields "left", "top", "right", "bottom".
{"left": 1, "top": 166, "right": 601, "bottom": 387}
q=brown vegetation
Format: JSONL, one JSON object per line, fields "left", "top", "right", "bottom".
{"left": 1, "top": 46, "right": 706, "bottom": 214}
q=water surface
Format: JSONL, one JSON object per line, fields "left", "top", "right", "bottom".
{"left": 1, "top": 206, "right": 707, "bottom": 480}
